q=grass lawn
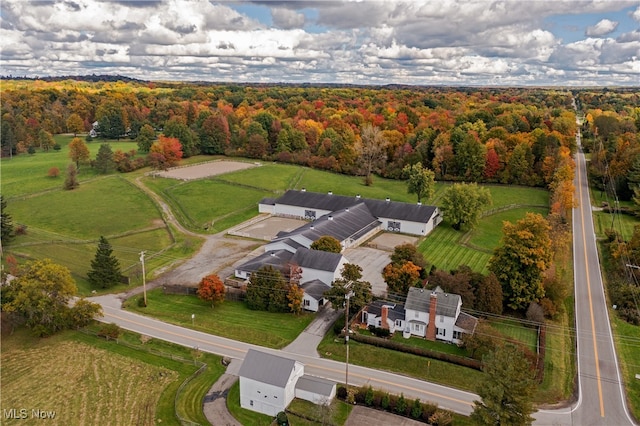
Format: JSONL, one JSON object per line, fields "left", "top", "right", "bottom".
{"left": 592, "top": 210, "right": 639, "bottom": 240}
{"left": 419, "top": 225, "right": 492, "bottom": 273}
{"left": 611, "top": 316, "right": 640, "bottom": 421}
{"left": 123, "top": 289, "right": 315, "bottom": 349}
{"left": 485, "top": 185, "right": 549, "bottom": 210}
{"left": 287, "top": 398, "right": 352, "bottom": 425}
{"left": 227, "top": 381, "right": 274, "bottom": 425}
{"left": 469, "top": 207, "right": 549, "bottom": 249}
{"left": 217, "top": 162, "right": 305, "bottom": 192}
{"left": 317, "top": 332, "right": 484, "bottom": 393}
{"left": 0, "top": 327, "right": 223, "bottom": 426}
{"left": 489, "top": 318, "right": 538, "bottom": 354}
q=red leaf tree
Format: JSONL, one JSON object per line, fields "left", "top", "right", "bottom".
{"left": 197, "top": 274, "right": 226, "bottom": 307}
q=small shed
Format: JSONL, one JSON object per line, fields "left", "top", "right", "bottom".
{"left": 295, "top": 375, "right": 336, "bottom": 405}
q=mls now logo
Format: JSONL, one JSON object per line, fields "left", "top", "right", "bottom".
{"left": 3, "top": 408, "right": 56, "bottom": 419}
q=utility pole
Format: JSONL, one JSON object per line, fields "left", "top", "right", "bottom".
{"left": 139, "top": 251, "right": 147, "bottom": 307}
{"left": 344, "top": 290, "right": 353, "bottom": 397}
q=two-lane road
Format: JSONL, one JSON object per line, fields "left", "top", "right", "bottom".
{"left": 567, "top": 132, "right": 634, "bottom": 425}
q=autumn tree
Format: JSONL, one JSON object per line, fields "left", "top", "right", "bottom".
{"left": 68, "top": 137, "right": 90, "bottom": 170}
{"left": 383, "top": 261, "right": 422, "bottom": 296}
{"left": 287, "top": 283, "right": 304, "bottom": 315}
{"left": 1, "top": 259, "right": 102, "bottom": 336}
{"left": 197, "top": 274, "right": 226, "bottom": 307}
{"left": 326, "top": 263, "right": 372, "bottom": 315}
{"left": 87, "top": 236, "right": 122, "bottom": 289}
{"left": 471, "top": 343, "right": 537, "bottom": 425}
{"left": 63, "top": 163, "right": 79, "bottom": 190}
{"left": 66, "top": 113, "right": 85, "bottom": 136}
{"left": 356, "top": 124, "right": 388, "bottom": 186}
{"left": 246, "top": 265, "right": 288, "bottom": 312}
{"left": 95, "top": 143, "right": 115, "bottom": 174}
{"left": 474, "top": 273, "right": 503, "bottom": 315}
{"left": 310, "top": 235, "right": 342, "bottom": 253}
{"left": 489, "top": 213, "right": 552, "bottom": 311}
{"left": 390, "top": 243, "right": 427, "bottom": 277}
{"left": 429, "top": 268, "right": 475, "bottom": 309}
{"left": 1, "top": 195, "right": 14, "bottom": 247}
{"left": 148, "top": 136, "right": 183, "bottom": 170}
{"left": 403, "top": 162, "right": 435, "bottom": 203}
{"left": 440, "top": 183, "right": 491, "bottom": 230}
{"left": 165, "top": 116, "right": 200, "bottom": 157}
{"left": 38, "top": 129, "right": 55, "bottom": 151}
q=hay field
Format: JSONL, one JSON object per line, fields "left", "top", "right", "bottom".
{"left": 1, "top": 338, "right": 177, "bottom": 425}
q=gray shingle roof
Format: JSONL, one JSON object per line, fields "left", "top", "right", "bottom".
{"left": 365, "top": 300, "right": 406, "bottom": 321}
{"left": 291, "top": 247, "right": 343, "bottom": 272}
{"left": 405, "top": 286, "right": 461, "bottom": 318}
{"left": 455, "top": 311, "right": 478, "bottom": 333}
{"left": 275, "top": 190, "right": 437, "bottom": 224}
{"left": 236, "top": 250, "right": 293, "bottom": 276}
{"left": 295, "top": 375, "right": 336, "bottom": 397}
{"left": 238, "top": 349, "right": 299, "bottom": 388}
{"left": 301, "top": 279, "right": 331, "bottom": 301}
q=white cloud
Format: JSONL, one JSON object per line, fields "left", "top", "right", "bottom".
{"left": 630, "top": 6, "right": 640, "bottom": 22}
{"left": 586, "top": 19, "right": 619, "bottom": 37}
{"left": 271, "top": 7, "right": 306, "bottom": 30}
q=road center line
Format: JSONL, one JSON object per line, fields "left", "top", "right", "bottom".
{"left": 577, "top": 151, "right": 605, "bottom": 417}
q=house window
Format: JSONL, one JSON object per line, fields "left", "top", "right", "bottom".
{"left": 413, "top": 323, "right": 421, "bottom": 332}
{"left": 453, "top": 331, "right": 462, "bottom": 340}
{"left": 305, "top": 210, "right": 316, "bottom": 220}
{"left": 387, "top": 221, "right": 401, "bottom": 232}
{"left": 395, "top": 320, "right": 402, "bottom": 327}
{"left": 439, "top": 316, "right": 444, "bottom": 322}
{"left": 250, "top": 400, "right": 254, "bottom": 406}
{"left": 437, "top": 328, "right": 445, "bottom": 336}
{"left": 303, "top": 299, "right": 310, "bottom": 306}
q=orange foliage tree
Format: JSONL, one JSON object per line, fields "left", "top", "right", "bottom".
{"left": 148, "top": 136, "right": 183, "bottom": 170}
{"left": 197, "top": 274, "right": 226, "bottom": 307}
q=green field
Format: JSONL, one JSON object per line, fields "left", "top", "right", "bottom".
{"left": 0, "top": 328, "right": 223, "bottom": 426}
{"left": 124, "top": 289, "right": 315, "bottom": 349}
{"left": 420, "top": 226, "right": 492, "bottom": 273}
{"left": 612, "top": 316, "right": 640, "bottom": 421}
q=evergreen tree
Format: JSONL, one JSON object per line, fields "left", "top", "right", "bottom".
{"left": 87, "top": 236, "right": 122, "bottom": 289}
{"left": 246, "top": 265, "right": 288, "bottom": 312}
{"left": 95, "top": 143, "right": 115, "bottom": 174}
{"left": 471, "top": 343, "right": 537, "bottom": 425}
{"left": 1, "top": 195, "right": 14, "bottom": 246}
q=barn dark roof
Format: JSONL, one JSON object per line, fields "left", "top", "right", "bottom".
{"left": 291, "top": 247, "right": 343, "bottom": 272}
{"left": 238, "top": 349, "right": 299, "bottom": 388}
{"left": 301, "top": 279, "right": 331, "bottom": 301}
{"left": 405, "top": 286, "right": 461, "bottom": 318}
{"left": 274, "top": 190, "right": 437, "bottom": 224}
{"left": 236, "top": 250, "right": 293, "bottom": 276}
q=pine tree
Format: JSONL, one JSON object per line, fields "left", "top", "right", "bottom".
{"left": 87, "top": 236, "right": 122, "bottom": 289}
{"left": 95, "top": 143, "right": 115, "bottom": 174}
{"left": 1, "top": 195, "right": 14, "bottom": 246}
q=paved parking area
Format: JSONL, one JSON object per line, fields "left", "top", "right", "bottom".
{"left": 230, "top": 216, "right": 307, "bottom": 241}
{"left": 343, "top": 246, "right": 390, "bottom": 296}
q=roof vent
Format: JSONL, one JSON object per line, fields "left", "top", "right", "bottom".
{"left": 328, "top": 191, "right": 333, "bottom": 195}
{"left": 328, "top": 215, "right": 333, "bottom": 221}
{"left": 310, "top": 225, "right": 315, "bottom": 230}
{"left": 270, "top": 252, "right": 276, "bottom": 257}
{"left": 345, "top": 208, "right": 349, "bottom": 212}
{"left": 386, "top": 197, "right": 390, "bottom": 202}
{"left": 356, "top": 194, "right": 361, "bottom": 199}
{"left": 301, "top": 188, "right": 306, "bottom": 192}
{"left": 417, "top": 201, "right": 422, "bottom": 206}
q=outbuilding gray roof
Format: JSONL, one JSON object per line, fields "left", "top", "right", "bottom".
{"left": 455, "top": 311, "right": 478, "bottom": 333}
{"left": 365, "top": 300, "right": 406, "bottom": 321}
{"left": 291, "top": 247, "right": 343, "bottom": 273}
{"left": 405, "top": 286, "right": 461, "bottom": 318}
{"left": 238, "top": 349, "right": 299, "bottom": 388}
{"left": 236, "top": 250, "right": 293, "bottom": 276}
{"left": 295, "top": 375, "right": 336, "bottom": 397}
{"left": 301, "top": 279, "right": 331, "bottom": 301}
{"left": 274, "top": 190, "right": 437, "bottom": 224}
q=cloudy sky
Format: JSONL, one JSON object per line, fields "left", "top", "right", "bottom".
{"left": 1, "top": 0, "right": 639, "bottom": 86}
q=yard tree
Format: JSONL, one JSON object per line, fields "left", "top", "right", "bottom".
{"left": 66, "top": 113, "right": 85, "bottom": 136}
{"left": 246, "top": 265, "right": 288, "bottom": 312}
{"left": 474, "top": 272, "right": 503, "bottom": 315}
{"left": 489, "top": 213, "right": 552, "bottom": 311}
{"left": 356, "top": 124, "right": 388, "bottom": 186}
{"left": 326, "top": 263, "right": 372, "bottom": 315}
{"left": 95, "top": 103, "right": 126, "bottom": 139}
{"left": 390, "top": 243, "right": 427, "bottom": 277}
{"left": 164, "top": 117, "right": 200, "bottom": 157}
{"left": 136, "top": 124, "right": 156, "bottom": 153}
{"left": 383, "top": 261, "right": 422, "bottom": 296}
{"left": 38, "top": 129, "right": 55, "bottom": 151}
{"left": 95, "top": 143, "right": 115, "bottom": 174}
{"left": 68, "top": 137, "right": 90, "bottom": 170}
{"left": 429, "top": 268, "right": 475, "bottom": 309}
{"left": 63, "top": 163, "right": 79, "bottom": 190}
{"left": 1, "top": 195, "right": 14, "bottom": 247}
{"left": 1, "top": 259, "right": 102, "bottom": 336}
{"left": 310, "top": 235, "right": 342, "bottom": 253}
{"left": 403, "top": 162, "right": 435, "bottom": 203}
{"left": 287, "top": 283, "right": 304, "bottom": 315}
{"left": 197, "top": 274, "right": 226, "bottom": 307}
{"left": 471, "top": 343, "right": 537, "bottom": 425}
{"left": 440, "top": 182, "right": 491, "bottom": 230}
{"left": 148, "top": 136, "right": 183, "bottom": 170}
{"left": 87, "top": 236, "right": 122, "bottom": 289}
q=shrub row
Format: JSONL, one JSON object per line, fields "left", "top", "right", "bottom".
{"left": 349, "top": 332, "right": 482, "bottom": 371}
{"left": 336, "top": 385, "right": 453, "bottom": 425}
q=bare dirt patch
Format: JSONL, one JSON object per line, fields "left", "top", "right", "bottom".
{"left": 155, "top": 161, "right": 257, "bottom": 181}
{"left": 230, "top": 216, "right": 308, "bottom": 241}
{"left": 369, "top": 233, "right": 419, "bottom": 251}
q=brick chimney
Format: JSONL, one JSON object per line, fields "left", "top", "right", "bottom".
{"left": 381, "top": 306, "right": 389, "bottom": 330}
{"left": 426, "top": 293, "right": 437, "bottom": 341}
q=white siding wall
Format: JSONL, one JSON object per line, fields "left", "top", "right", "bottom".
{"left": 300, "top": 267, "right": 334, "bottom": 286}
{"left": 405, "top": 308, "right": 429, "bottom": 337}
{"left": 295, "top": 386, "right": 336, "bottom": 405}
{"left": 239, "top": 377, "right": 287, "bottom": 416}
{"left": 259, "top": 203, "right": 275, "bottom": 214}
{"left": 377, "top": 216, "right": 428, "bottom": 236}
{"left": 302, "top": 294, "right": 320, "bottom": 312}
{"left": 274, "top": 204, "right": 332, "bottom": 219}
{"left": 435, "top": 314, "right": 456, "bottom": 343}
{"left": 235, "top": 269, "right": 250, "bottom": 280}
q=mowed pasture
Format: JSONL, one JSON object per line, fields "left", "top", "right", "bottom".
{"left": 1, "top": 331, "right": 177, "bottom": 426}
